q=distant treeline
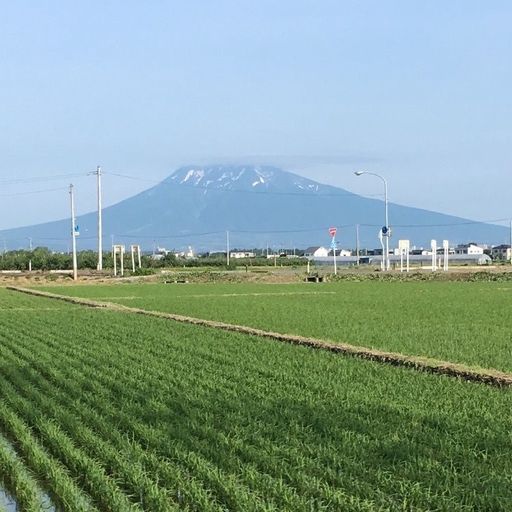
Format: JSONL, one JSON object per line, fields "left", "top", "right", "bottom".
{"left": 0, "top": 248, "right": 307, "bottom": 271}
{"left": 0, "top": 248, "right": 100, "bottom": 271}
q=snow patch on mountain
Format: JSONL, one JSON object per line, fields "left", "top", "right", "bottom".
{"left": 164, "top": 165, "right": 336, "bottom": 197}
{"left": 252, "top": 176, "right": 265, "bottom": 187}
{"left": 180, "top": 169, "right": 205, "bottom": 184}
{"left": 294, "top": 181, "right": 319, "bottom": 191}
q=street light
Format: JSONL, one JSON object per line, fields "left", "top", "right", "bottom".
{"left": 354, "top": 171, "right": 390, "bottom": 271}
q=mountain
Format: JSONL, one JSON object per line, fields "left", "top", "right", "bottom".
{"left": 0, "top": 165, "right": 508, "bottom": 252}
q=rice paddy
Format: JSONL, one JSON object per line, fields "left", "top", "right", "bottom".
{"left": 0, "top": 281, "right": 511, "bottom": 510}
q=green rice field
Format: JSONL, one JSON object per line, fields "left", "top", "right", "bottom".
{"left": 44, "top": 281, "right": 512, "bottom": 372}
{"left": 0, "top": 283, "right": 511, "bottom": 510}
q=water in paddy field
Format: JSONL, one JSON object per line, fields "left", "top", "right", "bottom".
{"left": 0, "top": 485, "right": 55, "bottom": 512}
{"left": 0, "top": 434, "right": 19, "bottom": 512}
{"left": 0, "top": 434, "right": 56, "bottom": 512}
{"left": 0, "top": 488, "right": 17, "bottom": 512}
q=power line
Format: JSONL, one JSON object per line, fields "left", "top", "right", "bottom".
{"left": 105, "top": 172, "right": 385, "bottom": 199}
{"left": 104, "top": 173, "right": 512, "bottom": 227}
{"left": 2, "top": 216, "right": 508, "bottom": 245}
{"left": 0, "top": 186, "right": 68, "bottom": 197}
{"left": 115, "top": 231, "right": 226, "bottom": 240}
{"left": 360, "top": 218, "right": 511, "bottom": 229}
{"left": 233, "top": 225, "right": 355, "bottom": 234}
{"left": 109, "top": 218, "right": 512, "bottom": 240}
{"left": 0, "top": 169, "right": 509, "bottom": 248}
{"left": 1, "top": 216, "right": 508, "bottom": 246}
{"left": 0, "top": 172, "right": 90, "bottom": 185}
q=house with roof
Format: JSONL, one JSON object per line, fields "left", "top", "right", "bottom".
{"left": 328, "top": 248, "right": 352, "bottom": 257}
{"left": 304, "top": 246, "right": 329, "bottom": 258}
{"left": 454, "top": 243, "right": 484, "bottom": 255}
{"left": 491, "top": 244, "right": 511, "bottom": 261}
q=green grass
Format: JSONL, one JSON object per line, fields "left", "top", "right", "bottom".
{"left": 0, "top": 287, "right": 512, "bottom": 510}
{"left": 43, "top": 281, "right": 512, "bottom": 372}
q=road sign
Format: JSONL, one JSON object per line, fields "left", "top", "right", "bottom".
{"left": 329, "top": 228, "right": 337, "bottom": 275}
{"left": 381, "top": 226, "right": 388, "bottom": 235}
{"left": 398, "top": 239, "right": 410, "bottom": 251}
{"left": 431, "top": 240, "right": 438, "bottom": 272}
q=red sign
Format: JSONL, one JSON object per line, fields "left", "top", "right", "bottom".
{"left": 329, "top": 227, "right": 337, "bottom": 237}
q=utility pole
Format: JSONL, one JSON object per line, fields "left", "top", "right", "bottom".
{"left": 28, "top": 237, "right": 32, "bottom": 272}
{"left": 333, "top": 240, "right": 337, "bottom": 275}
{"left": 69, "top": 184, "right": 78, "bottom": 281}
{"left": 226, "top": 231, "right": 230, "bottom": 266}
{"left": 383, "top": 178, "right": 389, "bottom": 271}
{"left": 96, "top": 166, "right": 103, "bottom": 270}
{"left": 509, "top": 219, "right": 512, "bottom": 264}
{"left": 356, "top": 224, "right": 360, "bottom": 266}
{"left": 329, "top": 227, "right": 337, "bottom": 275}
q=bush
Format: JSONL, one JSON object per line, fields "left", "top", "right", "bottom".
{"left": 132, "top": 267, "right": 156, "bottom": 276}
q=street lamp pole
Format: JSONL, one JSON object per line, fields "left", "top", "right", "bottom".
{"left": 354, "top": 171, "right": 390, "bottom": 271}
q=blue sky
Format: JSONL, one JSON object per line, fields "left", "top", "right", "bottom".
{"left": 0, "top": 1, "right": 510, "bottom": 230}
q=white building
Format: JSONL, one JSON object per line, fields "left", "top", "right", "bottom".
{"left": 304, "top": 246, "right": 329, "bottom": 258}
{"left": 151, "top": 246, "right": 169, "bottom": 260}
{"left": 230, "top": 251, "right": 256, "bottom": 259}
{"left": 172, "top": 246, "right": 195, "bottom": 259}
{"left": 455, "top": 243, "right": 484, "bottom": 255}
{"left": 394, "top": 240, "right": 411, "bottom": 256}
{"left": 329, "top": 249, "right": 352, "bottom": 257}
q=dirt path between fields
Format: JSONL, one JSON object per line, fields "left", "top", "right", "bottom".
{"left": 7, "top": 285, "right": 512, "bottom": 388}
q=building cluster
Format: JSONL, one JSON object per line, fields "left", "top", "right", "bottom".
{"left": 304, "top": 242, "right": 510, "bottom": 260}
{"left": 149, "top": 241, "right": 511, "bottom": 267}
{"left": 152, "top": 246, "right": 195, "bottom": 260}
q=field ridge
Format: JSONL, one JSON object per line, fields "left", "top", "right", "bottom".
{"left": 7, "top": 285, "right": 512, "bottom": 388}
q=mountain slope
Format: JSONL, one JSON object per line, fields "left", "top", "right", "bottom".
{"left": 0, "top": 165, "right": 508, "bottom": 251}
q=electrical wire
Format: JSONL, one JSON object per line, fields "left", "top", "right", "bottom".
{"left": 359, "top": 218, "right": 510, "bottom": 229}
{"left": 114, "top": 231, "right": 226, "bottom": 240}
{"left": 108, "top": 219, "right": 511, "bottom": 240}
{"left": 0, "top": 170, "right": 509, "bottom": 244}
{"left": 105, "top": 172, "right": 385, "bottom": 198}
{"left": 1, "top": 216, "right": 508, "bottom": 245}
{"left": 0, "top": 172, "right": 90, "bottom": 185}
{"left": 0, "top": 186, "right": 68, "bottom": 197}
